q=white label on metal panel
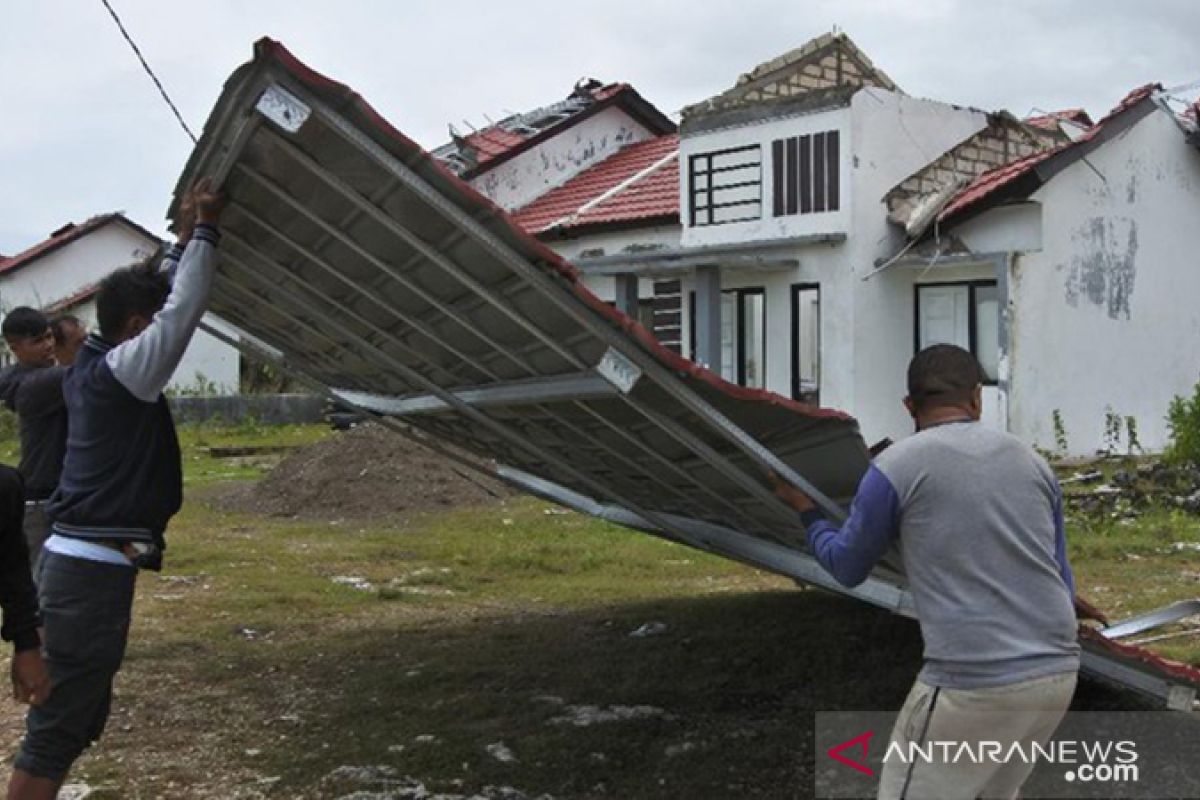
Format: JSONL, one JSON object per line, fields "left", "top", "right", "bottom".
{"left": 256, "top": 84, "right": 311, "bottom": 133}
{"left": 596, "top": 348, "right": 642, "bottom": 394}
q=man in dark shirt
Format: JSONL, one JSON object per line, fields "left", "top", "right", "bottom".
{"left": 0, "top": 309, "right": 68, "bottom": 567}
{"left": 0, "top": 465, "right": 50, "bottom": 706}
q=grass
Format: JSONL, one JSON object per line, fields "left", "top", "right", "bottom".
{"left": 0, "top": 422, "right": 1194, "bottom": 798}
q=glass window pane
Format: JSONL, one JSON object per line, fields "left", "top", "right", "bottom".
{"left": 794, "top": 287, "right": 820, "bottom": 399}
{"left": 974, "top": 284, "right": 999, "bottom": 382}
{"left": 742, "top": 292, "right": 765, "bottom": 389}
{"left": 918, "top": 285, "right": 970, "bottom": 350}
{"left": 720, "top": 293, "right": 736, "bottom": 382}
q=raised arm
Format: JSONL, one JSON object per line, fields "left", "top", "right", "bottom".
{"left": 105, "top": 179, "right": 223, "bottom": 402}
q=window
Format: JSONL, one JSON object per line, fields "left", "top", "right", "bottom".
{"left": 652, "top": 279, "right": 683, "bottom": 354}
{"left": 915, "top": 281, "right": 999, "bottom": 382}
{"left": 772, "top": 131, "right": 840, "bottom": 216}
{"left": 689, "top": 287, "right": 766, "bottom": 388}
{"left": 688, "top": 145, "right": 762, "bottom": 227}
{"left": 791, "top": 284, "right": 820, "bottom": 404}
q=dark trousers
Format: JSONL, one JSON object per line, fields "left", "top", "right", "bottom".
{"left": 15, "top": 551, "right": 136, "bottom": 781}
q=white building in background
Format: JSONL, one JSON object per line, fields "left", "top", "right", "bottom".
{"left": 0, "top": 213, "right": 240, "bottom": 393}
{"left": 437, "top": 32, "right": 1200, "bottom": 457}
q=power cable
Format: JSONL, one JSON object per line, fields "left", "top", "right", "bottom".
{"left": 98, "top": 0, "right": 198, "bottom": 144}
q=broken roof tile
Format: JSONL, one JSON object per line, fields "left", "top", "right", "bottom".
{"left": 1025, "top": 108, "right": 1094, "bottom": 131}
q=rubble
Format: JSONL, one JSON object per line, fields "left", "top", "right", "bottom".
{"left": 1061, "top": 458, "right": 1200, "bottom": 519}
{"left": 547, "top": 704, "right": 668, "bottom": 727}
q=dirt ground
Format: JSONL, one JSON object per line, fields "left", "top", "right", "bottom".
{"left": 219, "top": 423, "right": 509, "bottom": 519}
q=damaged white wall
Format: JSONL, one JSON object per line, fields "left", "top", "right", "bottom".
{"left": 471, "top": 107, "right": 656, "bottom": 212}
{"left": 960, "top": 107, "right": 1200, "bottom": 455}
{"left": 0, "top": 221, "right": 241, "bottom": 394}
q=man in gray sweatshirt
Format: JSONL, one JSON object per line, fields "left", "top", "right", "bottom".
{"left": 774, "top": 344, "right": 1079, "bottom": 800}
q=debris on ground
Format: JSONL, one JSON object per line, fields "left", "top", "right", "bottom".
{"left": 325, "top": 768, "right": 555, "bottom": 800}
{"left": 485, "top": 742, "right": 518, "bottom": 763}
{"left": 547, "top": 704, "right": 668, "bottom": 727}
{"left": 326, "top": 765, "right": 401, "bottom": 784}
{"left": 332, "top": 575, "right": 375, "bottom": 591}
{"left": 1061, "top": 458, "right": 1200, "bottom": 520}
{"left": 629, "top": 621, "right": 668, "bottom": 638}
{"left": 219, "top": 423, "right": 510, "bottom": 519}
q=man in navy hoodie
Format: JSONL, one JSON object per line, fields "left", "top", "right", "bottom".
{"left": 8, "top": 179, "right": 222, "bottom": 799}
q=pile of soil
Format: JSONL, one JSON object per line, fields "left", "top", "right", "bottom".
{"left": 222, "top": 423, "right": 509, "bottom": 519}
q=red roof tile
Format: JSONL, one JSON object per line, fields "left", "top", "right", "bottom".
{"left": 511, "top": 135, "right": 679, "bottom": 233}
{"left": 462, "top": 126, "right": 529, "bottom": 163}
{"left": 940, "top": 84, "right": 1161, "bottom": 222}
{"left": 0, "top": 213, "right": 161, "bottom": 277}
{"left": 1025, "top": 108, "right": 1094, "bottom": 131}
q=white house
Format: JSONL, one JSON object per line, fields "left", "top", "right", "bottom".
{"left": 915, "top": 85, "right": 1200, "bottom": 455}
{"left": 0, "top": 213, "right": 241, "bottom": 393}
{"left": 441, "top": 32, "right": 1200, "bottom": 457}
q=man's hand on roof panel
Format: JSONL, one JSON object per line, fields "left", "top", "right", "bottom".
{"left": 768, "top": 471, "right": 816, "bottom": 513}
{"left": 191, "top": 177, "right": 225, "bottom": 227}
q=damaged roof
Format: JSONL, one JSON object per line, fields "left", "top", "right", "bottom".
{"left": 511, "top": 134, "right": 679, "bottom": 235}
{"left": 1024, "top": 108, "right": 1094, "bottom": 132}
{"left": 937, "top": 83, "right": 1163, "bottom": 225}
{"left": 431, "top": 79, "right": 676, "bottom": 179}
{"left": 681, "top": 32, "right": 897, "bottom": 131}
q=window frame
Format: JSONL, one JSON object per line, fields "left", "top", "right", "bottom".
{"left": 771, "top": 130, "right": 841, "bottom": 218}
{"left": 688, "top": 144, "right": 763, "bottom": 228}
{"left": 913, "top": 279, "right": 999, "bottom": 386}
{"left": 688, "top": 286, "right": 767, "bottom": 387}
{"left": 790, "top": 283, "right": 821, "bottom": 403}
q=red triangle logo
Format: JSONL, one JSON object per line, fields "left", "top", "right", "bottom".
{"left": 827, "top": 730, "right": 875, "bottom": 776}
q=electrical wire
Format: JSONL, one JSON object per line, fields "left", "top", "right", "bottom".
{"left": 98, "top": 0, "right": 198, "bottom": 144}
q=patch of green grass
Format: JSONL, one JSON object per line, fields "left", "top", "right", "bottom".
{"left": 177, "top": 421, "right": 332, "bottom": 485}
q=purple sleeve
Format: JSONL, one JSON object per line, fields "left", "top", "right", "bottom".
{"left": 1052, "top": 481, "right": 1076, "bottom": 597}
{"left": 801, "top": 465, "right": 901, "bottom": 588}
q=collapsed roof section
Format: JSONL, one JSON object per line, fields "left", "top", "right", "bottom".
{"left": 431, "top": 79, "right": 676, "bottom": 179}
{"left": 884, "top": 112, "right": 1065, "bottom": 238}
{"left": 681, "top": 32, "right": 898, "bottom": 133}
{"left": 171, "top": 36, "right": 870, "bottom": 555}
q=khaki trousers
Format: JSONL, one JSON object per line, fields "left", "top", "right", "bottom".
{"left": 877, "top": 670, "right": 1077, "bottom": 800}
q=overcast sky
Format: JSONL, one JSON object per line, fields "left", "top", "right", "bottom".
{"left": 1, "top": 0, "right": 1197, "bottom": 254}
